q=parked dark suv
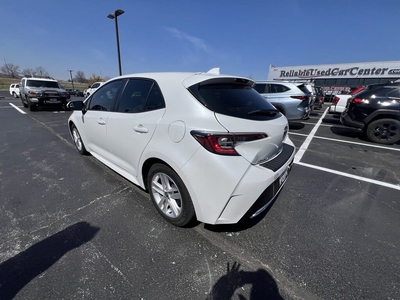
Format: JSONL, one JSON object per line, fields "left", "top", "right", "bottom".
{"left": 340, "top": 83, "right": 400, "bottom": 144}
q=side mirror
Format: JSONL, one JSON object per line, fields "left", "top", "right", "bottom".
{"left": 67, "top": 100, "right": 85, "bottom": 113}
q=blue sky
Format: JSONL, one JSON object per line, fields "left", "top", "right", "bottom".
{"left": 1, "top": 0, "right": 399, "bottom": 81}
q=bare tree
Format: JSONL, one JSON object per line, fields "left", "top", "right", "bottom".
{"left": 74, "top": 71, "right": 87, "bottom": 83}
{"left": 22, "top": 68, "right": 36, "bottom": 77}
{"left": 1, "top": 62, "right": 20, "bottom": 78}
{"left": 35, "top": 66, "right": 49, "bottom": 78}
{"left": 88, "top": 74, "right": 103, "bottom": 85}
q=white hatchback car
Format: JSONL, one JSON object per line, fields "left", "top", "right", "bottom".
{"left": 67, "top": 69, "right": 295, "bottom": 227}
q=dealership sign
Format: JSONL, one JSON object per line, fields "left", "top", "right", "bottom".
{"left": 267, "top": 61, "right": 400, "bottom": 80}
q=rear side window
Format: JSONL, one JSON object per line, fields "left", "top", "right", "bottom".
{"left": 253, "top": 83, "right": 266, "bottom": 93}
{"left": 269, "top": 84, "right": 290, "bottom": 93}
{"left": 387, "top": 88, "right": 400, "bottom": 98}
{"left": 189, "top": 82, "right": 281, "bottom": 120}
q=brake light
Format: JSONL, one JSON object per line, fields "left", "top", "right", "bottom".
{"left": 333, "top": 96, "right": 340, "bottom": 104}
{"left": 290, "top": 95, "right": 308, "bottom": 101}
{"left": 191, "top": 131, "right": 267, "bottom": 155}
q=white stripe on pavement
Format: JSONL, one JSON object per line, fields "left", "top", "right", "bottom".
{"left": 9, "top": 103, "right": 26, "bottom": 114}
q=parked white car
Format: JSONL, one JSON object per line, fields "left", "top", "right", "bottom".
{"left": 9, "top": 83, "right": 20, "bottom": 98}
{"left": 67, "top": 69, "right": 295, "bottom": 226}
{"left": 329, "top": 87, "right": 365, "bottom": 114}
{"left": 84, "top": 81, "right": 104, "bottom": 97}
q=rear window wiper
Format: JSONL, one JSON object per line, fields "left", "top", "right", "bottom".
{"left": 247, "top": 109, "right": 279, "bottom": 116}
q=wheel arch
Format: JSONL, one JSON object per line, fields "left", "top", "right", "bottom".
{"left": 364, "top": 110, "right": 400, "bottom": 125}
{"left": 141, "top": 158, "right": 173, "bottom": 192}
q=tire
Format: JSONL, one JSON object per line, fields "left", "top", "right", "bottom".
{"left": 13, "top": 92, "right": 18, "bottom": 98}
{"left": 366, "top": 118, "right": 400, "bottom": 145}
{"left": 21, "top": 96, "right": 28, "bottom": 108}
{"left": 148, "top": 163, "right": 196, "bottom": 227}
{"left": 71, "top": 124, "right": 88, "bottom": 155}
{"left": 28, "top": 98, "right": 37, "bottom": 111}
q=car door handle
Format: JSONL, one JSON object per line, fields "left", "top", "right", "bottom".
{"left": 134, "top": 125, "right": 149, "bottom": 133}
{"left": 97, "top": 118, "right": 106, "bottom": 125}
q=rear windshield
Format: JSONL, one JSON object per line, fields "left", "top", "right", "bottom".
{"left": 355, "top": 87, "right": 396, "bottom": 99}
{"left": 189, "top": 82, "right": 281, "bottom": 120}
{"left": 296, "top": 84, "right": 311, "bottom": 95}
{"left": 26, "top": 80, "right": 60, "bottom": 88}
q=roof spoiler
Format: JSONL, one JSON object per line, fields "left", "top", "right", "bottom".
{"left": 206, "top": 68, "right": 220, "bottom": 75}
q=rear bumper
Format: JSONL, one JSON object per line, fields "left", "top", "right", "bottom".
{"left": 215, "top": 142, "right": 295, "bottom": 224}
{"left": 340, "top": 111, "right": 365, "bottom": 129}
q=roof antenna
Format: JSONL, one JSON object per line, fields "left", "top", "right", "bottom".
{"left": 207, "top": 68, "right": 220, "bottom": 75}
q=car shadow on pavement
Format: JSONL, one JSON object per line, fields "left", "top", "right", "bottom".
{"left": 330, "top": 126, "right": 366, "bottom": 140}
{"left": 0, "top": 221, "right": 100, "bottom": 300}
{"left": 288, "top": 122, "right": 305, "bottom": 130}
{"left": 206, "top": 261, "right": 283, "bottom": 300}
{"left": 321, "top": 116, "right": 342, "bottom": 125}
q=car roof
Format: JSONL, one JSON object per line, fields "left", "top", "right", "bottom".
{"left": 23, "top": 77, "right": 58, "bottom": 82}
{"left": 255, "top": 80, "right": 303, "bottom": 86}
{"left": 109, "top": 68, "right": 253, "bottom": 88}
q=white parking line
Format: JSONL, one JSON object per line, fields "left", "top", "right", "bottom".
{"left": 291, "top": 107, "right": 400, "bottom": 190}
{"left": 294, "top": 107, "right": 329, "bottom": 163}
{"left": 9, "top": 103, "right": 26, "bottom": 114}
{"left": 296, "top": 161, "right": 400, "bottom": 191}
{"left": 301, "top": 122, "right": 334, "bottom": 127}
{"left": 290, "top": 132, "right": 400, "bottom": 152}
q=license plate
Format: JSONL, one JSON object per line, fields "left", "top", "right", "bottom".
{"left": 279, "top": 167, "right": 289, "bottom": 186}
{"left": 48, "top": 98, "right": 60, "bottom": 103}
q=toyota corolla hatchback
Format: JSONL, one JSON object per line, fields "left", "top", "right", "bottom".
{"left": 67, "top": 69, "right": 295, "bottom": 227}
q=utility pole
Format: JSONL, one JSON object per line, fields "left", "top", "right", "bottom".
{"left": 68, "top": 70, "right": 75, "bottom": 90}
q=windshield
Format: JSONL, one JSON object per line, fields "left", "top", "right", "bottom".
{"left": 26, "top": 80, "right": 60, "bottom": 88}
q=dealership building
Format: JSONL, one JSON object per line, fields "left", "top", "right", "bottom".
{"left": 267, "top": 60, "right": 400, "bottom": 94}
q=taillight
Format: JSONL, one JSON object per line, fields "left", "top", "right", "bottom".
{"left": 352, "top": 97, "right": 363, "bottom": 104}
{"left": 333, "top": 96, "right": 340, "bottom": 104}
{"left": 290, "top": 95, "right": 308, "bottom": 101}
{"left": 191, "top": 131, "right": 267, "bottom": 155}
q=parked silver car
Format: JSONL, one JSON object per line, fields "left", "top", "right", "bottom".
{"left": 254, "top": 81, "right": 312, "bottom": 120}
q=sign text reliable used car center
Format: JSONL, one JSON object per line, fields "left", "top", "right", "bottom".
{"left": 278, "top": 67, "right": 400, "bottom": 78}
{"left": 268, "top": 61, "right": 400, "bottom": 82}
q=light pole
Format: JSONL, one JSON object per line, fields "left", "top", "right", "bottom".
{"left": 107, "top": 9, "right": 124, "bottom": 76}
{"left": 68, "top": 70, "right": 75, "bottom": 90}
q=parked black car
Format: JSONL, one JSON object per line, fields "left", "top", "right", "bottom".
{"left": 340, "top": 84, "right": 400, "bottom": 144}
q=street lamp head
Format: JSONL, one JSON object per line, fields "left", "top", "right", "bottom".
{"left": 115, "top": 9, "right": 124, "bottom": 17}
{"left": 107, "top": 9, "right": 124, "bottom": 19}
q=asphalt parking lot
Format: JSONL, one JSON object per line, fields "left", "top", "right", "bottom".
{"left": 0, "top": 90, "right": 399, "bottom": 300}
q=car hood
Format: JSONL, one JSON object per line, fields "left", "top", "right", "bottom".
{"left": 27, "top": 87, "right": 66, "bottom": 92}
{"left": 214, "top": 113, "right": 289, "bottom": 164}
